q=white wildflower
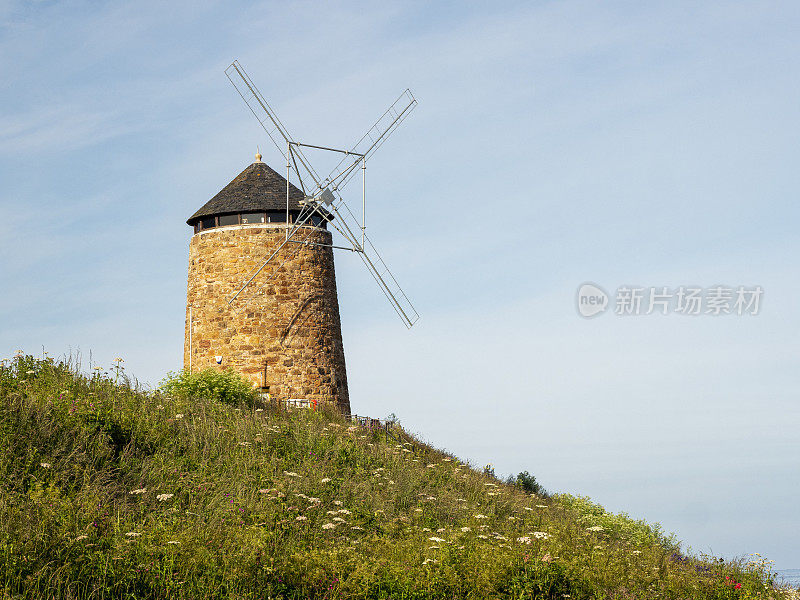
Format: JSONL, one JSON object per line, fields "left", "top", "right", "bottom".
{"left": 283, "top": 471, "right": 300, "bottom": 478}
{"left": 532, "top": 531, "right": 551, "bottom": 539}
{"left": 167, "top": 540, "right": 180, "bottom": 545}
{"left": 174, "top": 414, "right": 183, "bottom": 420}
{"left": 156, "top": 493, "right": 174, "bottom": 502}
{"left": 587, "top": 525, "right": 604, "bottom": 532}
{"left": 461, "top": 526, "right": 471, "bottom": 532}
{"left": 295, "top": 516, "right": 307, "bottom": 521}
{"left": 125, "top": 532, "right": 141, "bottom": 537}
{"left": 129, "top": 488, "right": 147, "bottom": 495}
{"left": 322, "top": 523, "right": 336, "bottom": 530}
{"left": 40, "top": 462, "right": 51, "bottom": 468}
{"left": 321, "top": 477, "right": 331, "bottom": 483}
{"left": 428, "top": 536, "right": 446, "bottom": 542}
{"left": 517, "top": 536, "right": 532, "bottom": 544}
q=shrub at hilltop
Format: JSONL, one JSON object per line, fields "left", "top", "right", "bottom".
{"left": 0, "top": 355, "right": 788, "bottom": 599}
{"left": 160, "top": 367, "right": 259, "bottom": 407}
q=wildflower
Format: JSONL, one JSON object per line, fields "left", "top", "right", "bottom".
{"left": 156, "top": 405, "right": 164, "bottom": 410}
{"left": 295, "top": 516, "right": 307, "bottom": 521}
{"left": 532, "top": 531, "right": 551, "bottom": 540}
{"left": 461, "top": 527, "right": 471, "bottom": 532}
{"left": 258, "top": 489, "right": 271, "bottom": 494}
{"left": 125, "top": 532, "right": 141, "bottom": 537}
{"left": 535, "top": 504, "right": 548, "bottom": 508}
{"left": 283, "top": 471, "right": 300, "bottom": 478}
{"left": 436, "top": 528, "right": 446, "bottom": 533}
{"left": 332, "top": 500, "right": 343, "bottom": 506}
{"left": 414, "top": 508, "right": 423, "bottom": 513}
{"left": 587, "top": 525, "right": 604, "bottom": 532}
{"left": 523, "top": 507, "right": 533, "bottom": 511}
{"left": 351, "top": 526, "right": 363, "bottom": 530}
{"left": 322, "top": 523, "right": 336, "bottom": 530}
{"left": 474, "top": 514, "right": 488, "bottom": 519}
{"left": 517, "top": 536, "right": 532, "bottom": 544}
{"left": 255, "top": 408, "right": 263, "bottom": 412}
{"left": 333, "top": 517, "right": 346, "bottom": 523}
{"left": 541, "top": 553, "right": 553, "bottom": 563}
{"left": 508, "top": 516, "right": 516, "bottom": 521}
{"left": 40, "top": 462, "right": 51, "bottom": 468}
{"left": 129, "top": 488, "right": 147, "bottom": 495}
{"left": 632, "top": 550, "right": 642, "bottom": 555}
{"left": 75, "top": 535, "right": 88, "bottom": 541}
{"left": 156, "top": 493, "right": 174, "bottom": 502}
{"left": 442, "top": 458, "right": 451, "bottom": 462}
{"left": 113, "top": 357, "right": 124, "bottom": 362}
{"left": 488, "top": 492, "right": 499, "bottom": 496}
{"left": 426, "top": 464, "right": 436, "bottom": 468}
{"left": 238, "top": 442, "right": 251, "bottom": 446}
{"left": 167, "top": 540, "right": 180, "bottom": 545}
{"left": 478, "top": 534, "right": 488, "bottom": 539}
{"left": 174, "top": 414, "right": 184, "bottom": 420}
{"left": 456, "top": 498, "right": 466, "bottom": 502}
{"left": 321, "top": 477, "right": 331, "bottom": 483}
{"left": 429, "top": 545, "right": 440, "bottom": 549}
{"left": 326, "top": 510, "right": 338, "bottom": 515}
{"left": 425, "top": 496, "right": 436, "bottom": 501}
{"left": 26, "top": 370, "right": 35, "bottom": 374}
{"left": 93, "top": 366, "right": 102, "bottom": 371}
{"left": 422, "top": 558, "right": 437, "bottom": 565}
{"left": 422, "top": 527, "right": 431, "bottom": 532}
{"left": 338, "top": 509, "right": 351, "bottom": 515}
{"left": 428, "top": 537, "right": 446, "bottom": 542}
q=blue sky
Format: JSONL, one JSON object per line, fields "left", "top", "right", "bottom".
{"left": 1, "top": 0, "right": 798, "bottom": 569}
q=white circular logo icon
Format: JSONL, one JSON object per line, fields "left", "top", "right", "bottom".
{"left": 576, "top": 283, "right": 609, "bottom": 318}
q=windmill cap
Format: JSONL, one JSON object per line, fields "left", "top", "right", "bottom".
{"left": 187, "top": 160, "right": 307, "bottom": 225}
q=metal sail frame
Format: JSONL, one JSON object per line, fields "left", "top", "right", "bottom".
{"left": 223, "top": 60, "right": 419, "bottom": 328}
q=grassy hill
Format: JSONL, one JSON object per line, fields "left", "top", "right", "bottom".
{"left": 0, "top": 355, "right": 789, "bottom": 599}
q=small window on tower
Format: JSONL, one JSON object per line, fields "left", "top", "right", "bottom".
{"left": 201, "top": 216, "right": 216, "bottom": 230}
{"left": 218, "top": 214, "right": 239, "bottom": 226}
{"left": 267, "top": 211, "right": 286, "bottom": 223}
{"left": 310, "top": 215, "right": 323, "bottom": 227}
{"left": 241, "top": 212, "right": 265, "bottom": 224}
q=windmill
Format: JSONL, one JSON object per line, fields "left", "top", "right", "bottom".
{"left": 224, "top": 60, "right": 420, "bottom": 328}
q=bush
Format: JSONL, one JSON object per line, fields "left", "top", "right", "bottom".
{"left": 507, "top": 470, "right": 548, "bottom": 496}
{"left": 159, "top": 368, "right": 259, "bottom": 407}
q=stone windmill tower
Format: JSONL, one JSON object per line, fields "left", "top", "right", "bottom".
{"left": 183, "top": 61, "right": 419, "bottom": 415}
{"left": 184, "top": 153, "right": 350, "bottom": 413}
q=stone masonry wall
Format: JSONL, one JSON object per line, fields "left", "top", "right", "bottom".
{"left": 183, "top": 224, "right": 350, "bottom": 413}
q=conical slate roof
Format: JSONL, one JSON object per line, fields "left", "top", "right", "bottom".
{"left": 187, "top": 160, "right": 306, "bottom": 225}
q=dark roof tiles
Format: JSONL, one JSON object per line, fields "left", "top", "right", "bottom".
{"left": 187, "top": 161, "right": 306, "bottom": 225}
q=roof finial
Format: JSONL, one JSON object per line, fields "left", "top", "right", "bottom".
{"left": 255, "top": 146, "right": 262, "bottom": 163}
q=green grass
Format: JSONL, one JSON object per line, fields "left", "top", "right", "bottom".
{"left": 0, "top": 355, "right": 789, "bottom": 599}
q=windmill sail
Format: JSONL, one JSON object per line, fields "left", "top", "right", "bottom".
{"left": 225, "top": 60, "right": 419, "bottom": 327}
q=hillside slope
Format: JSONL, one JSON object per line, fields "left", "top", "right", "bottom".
{"left": 0, "top": 356, "right": 785, "bottom": 599}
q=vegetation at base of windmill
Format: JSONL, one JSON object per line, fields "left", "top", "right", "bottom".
{"left": 0, "top": 356, "right": 787, "bottom": 600}
{"left": 159, "top": 367, "right": 260, "bottom": 408}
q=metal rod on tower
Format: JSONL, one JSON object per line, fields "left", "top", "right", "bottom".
{"left": 286, "top": 141, "right": 290, "bottom": 240}
{"left": 362, "top": 159, "right": 366, "bottom": 247}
